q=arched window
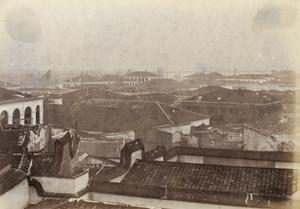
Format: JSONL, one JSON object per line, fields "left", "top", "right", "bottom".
{"left": 0, "top": 111, "right": 8, "bottom": 126}
{"left": 24, "top": 107, "right": 32, "bottom": 125}
{"left": 13, "top": 109, "right": 20, "bottom": 125}
{"left": 36, "top": 105, "right": 40, "bottom": 124}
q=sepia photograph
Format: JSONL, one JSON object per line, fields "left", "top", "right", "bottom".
{"left": 0, "top": 0, "right": 299, "bottom": 208}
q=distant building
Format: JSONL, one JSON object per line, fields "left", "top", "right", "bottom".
{"left": 123, "top": 71, "right": 162, "bottom": 85}
{"left": 0, "top": 88, "right": 43, "bottom": 126}
{"left": 0, "top": 80, "right": 20, "bottom": 90}
{"left": 217, "top": 74, "right": 275, "bottom": 84}
{"left": 183, "top": 88, "right": 282, "bottom": 125}
{"left": 60, "top": 74, "right": 127, "bottom": 88}
{"left": 60, "top": 74, "right": 101, "bottom": 88}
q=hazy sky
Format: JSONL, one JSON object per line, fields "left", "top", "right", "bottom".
{"left": 0, "top": 0, "right": 298, "bottom": 77}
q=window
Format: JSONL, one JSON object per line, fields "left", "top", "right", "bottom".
{"left": 13, "top": 109, "right": 20, "bottom": 125}
{"left": 0, "top": 111, "right": 8, "bottom": 126}
{"left": 36, "top": 105, "right": 40, "bottom": 124}
{"left": 24, "top": 107, "right": 32, "bottom": 125}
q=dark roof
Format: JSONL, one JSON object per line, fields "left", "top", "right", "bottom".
{"left": 27, "top": 198, "right": 150, "bottom": 209}
{"left": 0, "top": 130, "right": 23, "bottom": 154}
{"left": 137, "top": 79, "right": 189, "bottom": 92}
{"left": 45, "top": 101, "right": 209, "bottom": 133}
{"left": 63, "top": 75, "right": 99, "bottom": 82}
{"left": 121, "top": 160, "right": 298, "bottom": 198}
{"left": 0, "top": 88, "right": 34, "bottom": 102}
{"left": 121, "top": 138, "right": 144, "bottom": 154}
{"left": 145, "top": 146, "right": 166, "bottom": 161}
{"left": 199, "top": 88, "right": 276, "bottom": 103}
{"left": 124, "top": 71, "right": 161, "bottom": 77}
{"left": 0, "top": 169, "right": 27, "bottom": 195}
{"left": 91, "top": 164, "right": 128, "bottom": 182}
{"left": 0, "top": 154, "right": 14, "bottom": 170}
{"left": 138, "top": 93, "right": 176, "bottom": 105}
{"left": 30, "top": 154, "right": 58, "bottom": 176}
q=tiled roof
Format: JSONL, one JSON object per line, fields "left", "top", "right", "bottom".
{"left": 30, "top": 154, "right": 58, "bottom": 176}
{"left": 45, "top": 101, "right": 209, "bottom": 133}
{"left": 0, "top": 130, "right": 23, "bottom": 154}
{"left": 0, "top": 88, "right": 33, "bottom": 102}
{"left": 0, "top": 169, "right": 27, "bottom": 195}
{"left": 124, "top": 71, "right": 161, "bottom": 77}
{"left": 27, "top": 199, "right": 150, "bottom": 209}
{"left": 30, "top": 132, "right": 78, "bottom": 177}
{"left": 122, "top": 160, "right": 298, "bottom": 198}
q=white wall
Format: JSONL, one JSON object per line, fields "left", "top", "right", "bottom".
{"left": 178, "top": 155, "right": 204, "bottom": 164}
{"left": 32, "top": 172, "right": 88, "bottom": 194}
{"left": 0, "top": 179, "right": 29, "bottom": 209}
{"left": 130, "top": 150, "right": 142, "bottom": 167}
{"left": 0, "top": 98, "right": 43, "bottom": 125}
{"left": 243, "top": 126, "right": 277, "bottom": 151}
{"left": 74, "top": 172, "right": 89, "bottom": 193}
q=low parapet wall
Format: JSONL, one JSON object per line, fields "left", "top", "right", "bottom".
{"left": 32, "top": 170, "right": 89, "bottom": 195}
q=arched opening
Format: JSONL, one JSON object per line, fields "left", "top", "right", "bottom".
{"left": 36, "top": 105, "right": 40, "bottom": 124}
{"left": 0, "top": 111, "right": 8, "bottom": 127}
{"left": 13, "top": 109, "right": 20, "bottom": 125}
{"left": 24, "top": 107, "right": 32, "bottom": 125}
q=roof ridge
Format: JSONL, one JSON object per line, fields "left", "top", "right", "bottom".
{"left": 156, "top": 102, "right": 174, "bottom": 125}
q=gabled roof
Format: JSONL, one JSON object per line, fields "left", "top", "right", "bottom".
{"left": 124, "top": 71, "right": 161, "bottom": 77}
{"left": 121, "top": 160, "right": 298, "bottom": 198}
{"left": 45, "top": 100, "right": 209, "bottom": 133}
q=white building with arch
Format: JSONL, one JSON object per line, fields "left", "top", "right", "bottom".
{"left": 0, "top": 88, "right": 43, "bottom": 126}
